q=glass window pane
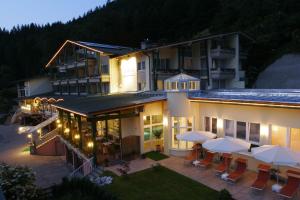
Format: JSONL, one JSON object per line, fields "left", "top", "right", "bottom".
{"left": 236, "top": 121, "right": 246, "bottom": 140}
{"left": 271, "top": 125, "right": 286, "bottom": 147}
{"left": 143, "top": 116, "right": 150, "bottom": 125}
{"left": 212, "top": 118, "right": 217, "bottom": 134}
{"left": 291, "top": 128, "right": 300, "bottom": 151}
{"left": 152, "top": 115, "right": 163, "bottom": 124}
{"left": 144, "top": 128, "right": 151, "bottom": 141}
{"left": 205, "top": 117, "right": 210, "bottom": 131}
{"left": 224, "top": 119, "right": 234, "bottom": 137}
{"left": 250, "top": 123, "right": 260, "bottom": 143}
{"left": 172, "top": 128, "right": 179, "bottom": 148}
{"left": 152, "top": 125, "right": 163, "bottom": 139}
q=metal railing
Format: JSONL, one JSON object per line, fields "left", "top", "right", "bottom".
{"left": 69, "top": 156, "right": 94, "bottom": 178}
{"left": 36, "top": 128, "right": 59, "bottom": 148}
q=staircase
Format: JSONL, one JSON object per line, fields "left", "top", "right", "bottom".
{"left": 35, "top": 128, "right": 59, "bottom": 148}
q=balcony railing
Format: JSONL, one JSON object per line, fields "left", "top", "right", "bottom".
{"left": 211, "top": 47, "right": 235, "bottom": 59}
{"left": 211, "top": 68, "right": 235, "bottom": 80}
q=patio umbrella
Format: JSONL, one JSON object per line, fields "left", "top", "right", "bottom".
{"left": 252, "top": 145, "right": 300, "bottom": 183}
{"left": 203, "top": 137, "right": 251, "bottom": 153}
{"left": 176, "top": 131, "right": 216, "bottom": 160}
{"left": 176, "top": 130, "right": 216, "bottom": 143}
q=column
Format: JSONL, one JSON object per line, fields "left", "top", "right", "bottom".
{"left": 118, "top": 117, "right": 123, "bottom": 161}
{"left": 77, "top": 115, "right": 83, "bottom": 150}
{"left": 91, "top": 118, "right": 98, "bottom": 165}
{"left": 67, "top": 113, "right": 72, "bottom": 141}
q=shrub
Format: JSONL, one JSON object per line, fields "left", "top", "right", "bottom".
{"left": 219, "top": 189, "right": 233, "bottom": 200}
{"left": 0, "top": 163, "right": 38, "bottom": 200}
{"left": 52, "top": 177, "right": 118, "bottom": 200}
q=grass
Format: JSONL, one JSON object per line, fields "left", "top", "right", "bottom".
{"left": 22, "top": 146, "right": 30, "bottom": 152}
{"left": 103, "top": 166, "right": 219, "bottom": 200}
{"left": 144, "top": 151, "right": 169, "bottom": 161}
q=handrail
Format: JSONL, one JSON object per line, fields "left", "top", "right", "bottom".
{"left": 69, "top": 156, "right": 94, "bottom": 178}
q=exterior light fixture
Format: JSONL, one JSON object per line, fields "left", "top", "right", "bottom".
{"left": 27, "top": 134, "right": 32, "bottom": 139}
{"left": 56, "top": 119, "right": 61, "bottom": 124}
{"left": 64, "top": 128, "right": 70, "bottom": 134}
{"left": 37, "top": 129, "right": 41, "bottom": 134}
{"left": 70, "top": 113, "right": 74, "bottom": 117}
{"left": 57, "top": 124, "right": 62, "bottom": 128}
{"left": 87, "top": 141, "right": 94, "bottom": 148}
{"left": 74, "top": 134, "right": 80, "bottom": 140}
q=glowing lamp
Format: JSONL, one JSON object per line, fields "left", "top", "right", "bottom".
{"left": 56, "top": 119, "right": 61, "bottom": 124}
{"left": 87, "top": 141, "right": 94, "bottom": 148}
{"left": 37, "top": 129, "right": 41, "bottom": 134}
{"left": 64, "top": 128, "right": 70, "bottom": 134}
{"left": 74, "top": 134, "right": 80, "bottom": 140}
{"left": 27, "top": 134, "right": 32, "bottom": 139}
{"left": 57, "top": 124, "right": 62, "bottom": 128}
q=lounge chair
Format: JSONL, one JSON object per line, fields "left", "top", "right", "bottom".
{"left": 184, "top": 150, "right": 197, "bottom": 165}
{"left": 197, "top": 151, "right": 215, "bottom": 168}
{"left": 251, "top": 164, "right": 271, "bottom": 190}
{"left": 227, "top": 158, "right": 247, "bottom": 182}
{"left": 215, "top": 153, "right": 232, "bottom": 174}
{"left": 279, "top": 170, "right": 300, "bottom": 199}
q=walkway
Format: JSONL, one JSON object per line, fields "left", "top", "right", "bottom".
{"left": 0, "top": 125, "right": 70, "bottom": 188}
{"left": 106, "top": 156, "right": 290, "bottom": 200}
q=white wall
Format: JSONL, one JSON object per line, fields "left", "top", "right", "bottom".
{"left": 121, "top": 117, "right": 140, "bottom": 138}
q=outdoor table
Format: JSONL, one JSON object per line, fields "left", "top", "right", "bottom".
{"left": 221, "top": 173, "right": 229, "bottom": 181}
{"left": 272, "top": 183, "right": 282, "bottom": 193}
{"left": 192, "top": 160, "right": 200, "bottom": 166}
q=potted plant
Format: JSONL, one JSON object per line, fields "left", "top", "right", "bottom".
{"left": 152, "top": 128, "right": 163, "bottom": 152}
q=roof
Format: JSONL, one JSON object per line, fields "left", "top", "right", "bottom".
{"left": 188, "top": 89, "right": 300, "bottom": 108}
{"left": 165, "top": 73, "right": 199, "bottom": 82}
{"left": 114, "top": 31, "right": 255, "bottom": 58}
{"left": 53, "top": 93, "right": 166, "bottom": 116}
{"left": 45, "top": 40, "right": 136, "bottom": 68}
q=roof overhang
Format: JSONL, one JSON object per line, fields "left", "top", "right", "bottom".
{"left": 45, "top": 40, "right": 105, "bottom": 68}
{"left": 189, "top": 97, "right": 300, "bottom": 109}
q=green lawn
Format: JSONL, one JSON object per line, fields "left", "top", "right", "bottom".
{"left": 144, "top": 151, "right": 169, "bottom": 161}
{"left": 104, "top": 166, "right": 219, "bottom": 200}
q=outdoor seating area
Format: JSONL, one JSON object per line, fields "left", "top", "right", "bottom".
{"left": 175, "top": 130, "right": 300, "bottom": 199}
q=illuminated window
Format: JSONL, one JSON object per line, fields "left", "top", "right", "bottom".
{"left": 143, "top": 114, "right": 164, "bottom": 152}
{"left": 171, "top": 82, "right": 178, "bottom": 90}
{"left": 291, "top": 128, "right": 300, "bottom": 151}
{"left": 189, "top": 81, "right": 197, "bottom": 90}
{"left": 180, "top": 82, "right": 187, "bottom": 90}
{"left": 172, "top": 117, "right": 193, "bottom": 149}
{"left": 271, "top": 125, "right": 286, "bottom": 147}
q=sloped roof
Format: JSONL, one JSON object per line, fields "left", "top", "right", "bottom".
{"left": 53, "top": 93, "right": 166, "bottom": 116}
{"left": 165, "top": 73, "right": 199, "bottom": 82}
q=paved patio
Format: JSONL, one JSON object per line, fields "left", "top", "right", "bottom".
{"left": 106, "top": 156, "right": 297, "bottom": 200}
{"left": 0, "top": 125, "right": 71, "bottom": 188}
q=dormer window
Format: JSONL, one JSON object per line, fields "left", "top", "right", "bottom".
{"left": 164, "top": 73, "right": 200, "bottom": 92}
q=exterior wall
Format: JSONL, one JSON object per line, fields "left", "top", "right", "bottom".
{"left": 26, "top": 77, "right": 53, "bottom": 97}
{"left": 109, "top": 58, "right": 120, "bottom": 93}
{"left": 121, "top": 116, "right": 140, "bottom": 138}
{"left": 196, "top": 102, "right": 300, "bottom": 146}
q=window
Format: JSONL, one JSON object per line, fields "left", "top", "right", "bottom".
{"left": 180, "top": 82, "right": 187, "bottom": 90}
{"left": 172, "top": 117, "right": 193, "bottom": 149}
{"left": 271, "top": 125, "right": 287, "bottom": 147}
{"left": 79, "top": 84, "right": 87, "bottom": 94}
{"left": 143, "top": 114, "right": 164, "bottom": 152}
{"left": 249, "top": 123, "right": 260, "bottom": 143}
{"left": 205, "top": 117, "right": 210, "bottom": 131}
{"left": 212, "top": 118, "right": 217, "bottom": 134}
{"left": 291, "top": 128, "right": 300, "bottom": 151}
{"left": 236, "top": 121, "right": 246, "bottom": 140}
{"left": 224, "top": 119, "right": 234, "bottom": 137}
{"left": 141, "top": 61, "right": 146, "bottom": 70}
{"left": 171, "top": 82, "right": 178, "bottom": 90}
{"left": 137, "top": 62, "right": 141, "bottom": 70}
{"left": 152, "top": 115, "right": 163, "bottom": 124}
{"left": 144, "top": 128, "right": 151, "bottom": 141}
{"left": 143, "top": 116, "right": 150, "bottom": 125}
{"left": 102, "top": 83, "right": 109, "bottom": 94}
{"left": 189, "top": 81, "right": 197, "bottom": 90}
{"left": 101, "top": 64, "right": 109, "bottom": 74}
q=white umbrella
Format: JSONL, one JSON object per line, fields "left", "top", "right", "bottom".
{"left": 176, "top": 130, "right": 216, "bottom": 143}
{"left": 203, "top": 137, "right": 251, "bottom": 153}
{"left": 252, "top": 145, "right": 300, "bottom": 183}
{"left": 176, "top": 131, "right": 216, "bottom": 161}
{"left": 252, "top": 145, "right": 300, "bottom": 166}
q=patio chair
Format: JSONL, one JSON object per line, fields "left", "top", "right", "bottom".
{"left": 227, "top": 158, "right": 247, "bottom": 182}
{"left": 279, "top": 170, "right": 300, "bottom": 199}
{"left": 184, "top": 150, "right": 197, "bottom": 165}
{"left": 251, "top": 164, "right": 271, "bottom": 190}
{"left": 197, "top": 151, "right": 215, "bottom": 168}
{"left": 215, "top": 153, "right": 232, "bottom": 174}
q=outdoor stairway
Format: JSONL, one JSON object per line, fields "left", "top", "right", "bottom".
{"left": 87, "top": 166, "right": 104, "bottom": 181}
{"left": 35, "top": 128, "right": 59, "bottom": 148}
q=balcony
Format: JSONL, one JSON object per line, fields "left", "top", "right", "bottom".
{"left": 17, "top": 88, "right": 29, "bottom": 98}
{"left": 211, "top": 47, "right": 235, "bottom": 59}
{"left": 211, "top": 68, "right": 235, "bottom": 80}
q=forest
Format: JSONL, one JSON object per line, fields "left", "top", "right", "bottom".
{"left": 1, "top": 0, "right": 300, "bottom": 90}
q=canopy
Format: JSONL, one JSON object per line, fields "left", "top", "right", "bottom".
{"left": 252, "top": 145, "right": 300, "bottom": 166}
{"left": 176, "top": 130, "right": 216, "bottom": 143}
{"left": 203, "top": 137, "right": 251, "bottom": 153}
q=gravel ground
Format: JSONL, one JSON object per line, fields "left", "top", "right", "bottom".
{"left": 0, "top": 124, "right": 70, "bottom": 188}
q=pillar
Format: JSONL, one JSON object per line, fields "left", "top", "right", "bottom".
{"left": 91, "top": 118, "right": 98, "bottom": 165}
{"left": 77, "top": 115, "right": 83, "bottom": 150}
